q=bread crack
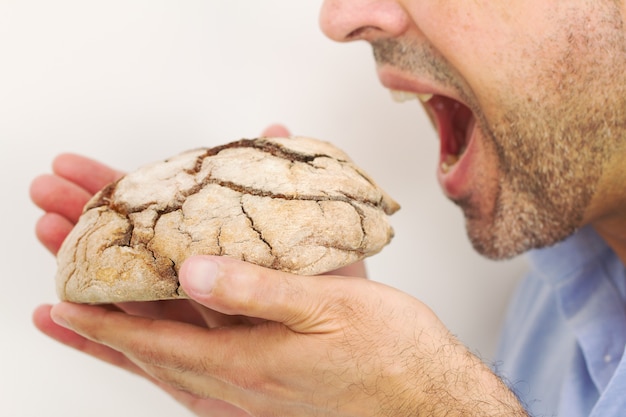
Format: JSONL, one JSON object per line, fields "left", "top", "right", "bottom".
{"left": 200, "top": 138, "right": 339, "bottom": 165}
{"left": 240, "top": 196, "right": 273, "bottom": 255}
{"left": 56, "top": 137, "right": 399, "bottom": 303}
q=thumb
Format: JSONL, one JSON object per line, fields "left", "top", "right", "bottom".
{"left": 179, "top": 256, "right": 334, "bottom": 331}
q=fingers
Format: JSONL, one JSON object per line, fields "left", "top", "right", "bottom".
{"left": 261, "top": 124, "right": 291, "bottom": 137}
{"left": 33, "top": 304, "right": 144, "bottom": 376}
{"left": 324, "top": 260, "right": 368, "bottom": 278}
{"left": 116, "top": 299, "right": 259, "bottom": 330}
{"left": 36, "top": 304, "right": 252, "bottom": 416}
{"left": 30, "top": 174, "right": 94, "bottom": 224}
{"left": 48, "top": 301, "right": 309, "bottom": 414}
{"left": 188, "top": 302, "right": 258, "bottom": 328}
{"left": 34, "top": 212, "right": 75, "bottom": 255}
{"left": 116, "top": 300, "right": 208, "bottom": 327}
{"left": 48, "top": 303, "right": 256, "bottom": 399}
{"left": 179, "top": 256, "right": 350, "bottom": 332}
{"left": 30, "top": 154, "right": 124, "bottom": 222}
{"left": 48, "top": 302, "right": 216, "bottom": 367}
{"left": 46, "top": 281, "right": 395, "bottom": 417}
{"left": 117, "top": 299, "right": 255, "bottom": 329}
{"left": 46, "top": 303, "right": 212, "bottom": 385}
{"left": 31, "top": 154, "right": 125, "bottom": 254}
{"left": 31, "top": 173, "right": 93, "bottom": 254}
{"left": 52, "top": 153, "right": 124, "bottom": 195}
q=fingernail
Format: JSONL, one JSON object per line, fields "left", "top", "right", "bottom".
{"left": 50, "top": 306, "right": 71, "bottom": 329}
{"left": 183, "top": 257, "right": 218, "bottom": 295}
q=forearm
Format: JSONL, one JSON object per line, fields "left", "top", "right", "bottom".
{"left": 395, "top": 334, "right": 528, "bottom": 417}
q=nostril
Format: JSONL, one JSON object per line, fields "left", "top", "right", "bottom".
{"left": 346, "top": 26, "right": 382, "bottom": 41}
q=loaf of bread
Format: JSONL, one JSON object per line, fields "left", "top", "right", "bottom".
{"left": 56, "top": 136, "right": 400, "bottom": 303}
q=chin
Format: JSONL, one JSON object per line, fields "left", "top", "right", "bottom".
{"left": 464, "top": 214, "right": 581, "bottom": 261}
{"left": 466, "top": 230, "right": 531, "bottom": 261}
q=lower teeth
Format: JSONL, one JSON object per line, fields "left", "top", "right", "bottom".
{"left": 441, "top": 154, "right": 459, "bottom": 173}
{"left": 441, "top": 143, "right": 468, "bottom": 173}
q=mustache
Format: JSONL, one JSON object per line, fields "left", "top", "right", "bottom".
{"left": 372, "top": 38, "right": 431, "bottom": 69}
{"left": 371, "top": 38, "right": 464, "bottom": 95}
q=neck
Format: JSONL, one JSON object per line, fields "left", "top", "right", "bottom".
{"left": 594, "top": 219, "right": 626, "bottom": 266}
{"left": 590, "top": 142, "right": 626, "bottom": 266}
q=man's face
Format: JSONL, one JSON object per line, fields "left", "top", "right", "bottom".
{"left": 320, "top": 0, "right": 626, "bottom": 259}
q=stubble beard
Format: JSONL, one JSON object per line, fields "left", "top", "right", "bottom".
{"left": 463, "top": 101, "right": 614, "bottom": 260}
{"left": 465, "top": 6, "right": 626, "bottom": 259}
{"left": 372, "top": 4, "right": 626, "bottom": 260}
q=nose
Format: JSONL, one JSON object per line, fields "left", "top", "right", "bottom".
{"left": 319, "top": 0, "right": 409, "bottom": 42}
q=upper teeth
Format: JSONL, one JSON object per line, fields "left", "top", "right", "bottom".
{"left": 390, "top": 90, "right": 433, "bottom": 103}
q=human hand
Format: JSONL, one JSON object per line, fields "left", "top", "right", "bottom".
{"left": 47, "top": 256, "right": 526, "bottom": 417}
{"left": 29, "top": 152, "right": 248, "bottom": 415}
{"left": 31, "top": 125, "right": 371, "bottom": 416}
{"left": 30, "top": 153, "right": 125, "bottom": 254}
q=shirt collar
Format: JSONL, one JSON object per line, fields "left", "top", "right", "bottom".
{"left": 526, "top": 225, "right": 626, "bottom": 393}
{"left": 526, "top": 225, "right": 614, "bottom": 286}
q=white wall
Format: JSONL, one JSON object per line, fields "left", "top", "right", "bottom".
{"left": 0, "top": 1, "right": 527, "bottom": 416}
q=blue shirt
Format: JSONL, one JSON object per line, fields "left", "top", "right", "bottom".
{"left": 495, "top": 226, "right": 626, "bottom": 417}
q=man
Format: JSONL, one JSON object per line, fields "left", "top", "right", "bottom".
{"left": 30, "top": 1, "right": 626, "bottom": 416}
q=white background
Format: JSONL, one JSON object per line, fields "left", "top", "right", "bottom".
{"left": 1, "top": 1, "right": 527, "bottom": 416}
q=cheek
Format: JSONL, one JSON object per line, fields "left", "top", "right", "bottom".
{"left": 414, "top": 4, "right": 517, "bottom": 76}
{"left": 410, "top": 2, "right": 554, "bottom": 111}
{"left": 468, "top": 124, "right": 502, "bottom": 200}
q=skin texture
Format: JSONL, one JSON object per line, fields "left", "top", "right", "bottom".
{"left": 320, "top": 0, "right": 626, "bottom": 261}
{"left": 31, "top": 0, "right": 626, "bottom": 415}
{"left": 32, "top": 124, "right": 526, "bottom": 416}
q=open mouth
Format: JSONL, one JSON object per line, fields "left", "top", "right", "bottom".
{"left": 429, "top": 95, "right": 474, "bottom": 173}
{"left": 391, "top": 91, "right": 475, "bottom": 175}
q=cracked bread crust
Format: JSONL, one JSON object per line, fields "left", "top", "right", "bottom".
{"left": 56, "top": 136, "right": 400, "bottom": 303}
